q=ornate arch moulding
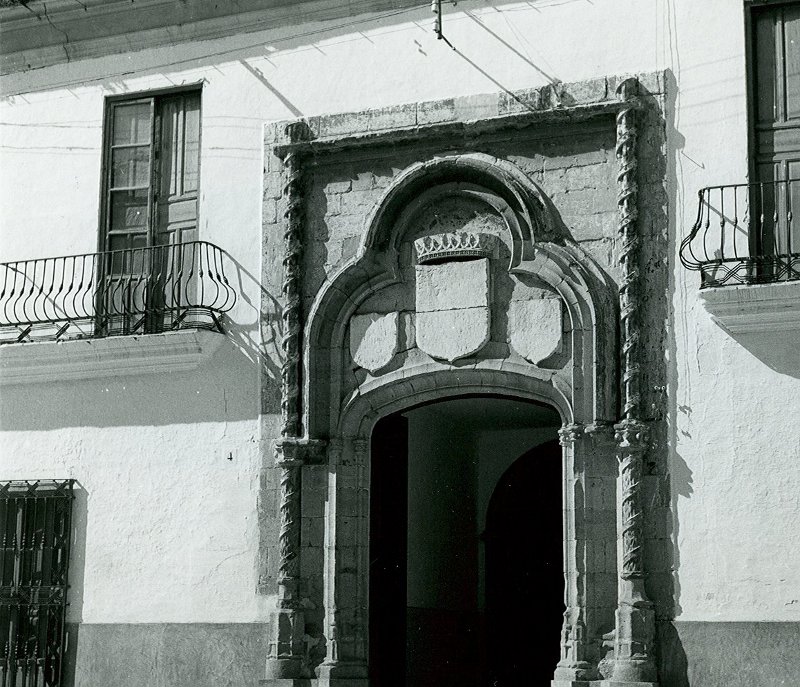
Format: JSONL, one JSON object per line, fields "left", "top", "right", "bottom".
{"left": 264, "top": 73, "right": 664, "bottom": 687}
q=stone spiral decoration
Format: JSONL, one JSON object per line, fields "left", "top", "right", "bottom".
{"left": 280, "top": 122, "right": 308, "bottom": 439}
{"left": 616, "top": 421, "right": 648, "bottom": 579}
{"left": 277, "top": 461, "right": 301, "bottom": 590}
{"left": 268, "top": 121, "right": 311, "bottom": 673}
{"left": 616, "top": 79, "right": 641, "bottom": 422}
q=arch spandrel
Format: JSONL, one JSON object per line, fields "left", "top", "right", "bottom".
{"left": 303, "top": 153, "right": 618, "bottom": 439}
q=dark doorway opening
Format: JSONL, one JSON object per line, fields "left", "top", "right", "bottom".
{"left": 369, "top": 413, "right": 409, "bottom": 687}
{"left": 484, "top": 439, "right": 564, "bottom": 686}
{"left": 368, "top": 396, "right": 563, "bottom": 687}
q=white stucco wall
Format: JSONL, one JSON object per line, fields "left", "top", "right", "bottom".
{"left": 1, "top": 0, "right": 799, "bottom": 627}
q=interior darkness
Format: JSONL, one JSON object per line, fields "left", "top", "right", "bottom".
{"left": 484, "top": 439, "right": 564, "bottom": 686}
{"left": 369, "top": 397, "right": 564, "bottom": 687}
{"left": 369, "top": 412, "right": 409, "bottom": 687}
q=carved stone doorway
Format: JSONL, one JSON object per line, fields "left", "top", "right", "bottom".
{"left": 368, "top": 395, "right": 562, "bottom": 687}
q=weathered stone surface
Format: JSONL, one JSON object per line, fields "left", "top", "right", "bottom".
{"left": 415, "top": 259, "right": 491, "bottom": 362}
{"left": 349, "top": 312, "right": 399, "bottom": 373}
{"left": 416, "top": 259, "right": 490, "bottom": 312}
{"left": 509, "top": 298, "right": 563, "bottom": 364}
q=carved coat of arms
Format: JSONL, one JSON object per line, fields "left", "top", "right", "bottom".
{"left": 414, "top": 232, "right": 494, "bottom": 363}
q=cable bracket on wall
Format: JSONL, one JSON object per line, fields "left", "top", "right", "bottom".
{"left": 431, "top": 0, "right": 455, "bottom": 47}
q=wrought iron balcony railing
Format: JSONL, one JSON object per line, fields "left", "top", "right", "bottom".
{"left": 0, "top": 241, "right": 237, "bottom": 344}
{"left": 680, "top": 179, "right": 800, "bottom": 288}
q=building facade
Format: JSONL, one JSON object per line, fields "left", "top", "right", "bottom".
{"left": 0, "top": 1, "right": 798, "bottom": 686}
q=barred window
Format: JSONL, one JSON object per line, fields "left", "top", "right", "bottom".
{"left": 0, "top": 480, "right": 74, "bottom": 687}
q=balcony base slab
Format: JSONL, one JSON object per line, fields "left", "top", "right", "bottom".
{"left": 701, "top": 280, "right": 800, "bottom": 333}
{"left": 0, "top": 328, "right": 224, "bottom": 385}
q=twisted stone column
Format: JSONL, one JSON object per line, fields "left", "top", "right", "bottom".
{"left": 266, "top": 441, "right": 305, "bottom": 680}
{"left": 616, "top": 78, "right": 642, "bottom": 425}
{"left": 279, "top": 121, "right": 310, "bottom": 440}
{"left": 612, "top": 420, "right": 657, "bottom": 684}
{"left": 609, "top": 78, "right": 658, "bottom": 686}
{"left": 265, "top": 120, "right": 313, "bottom": 683}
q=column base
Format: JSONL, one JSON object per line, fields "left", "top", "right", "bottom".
{"left": 260, "top": 680, "right": 368, "bottom": 687}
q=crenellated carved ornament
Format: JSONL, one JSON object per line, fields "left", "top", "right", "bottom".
{"left": 414, "top": 231, "right": 496, "bottom": 264}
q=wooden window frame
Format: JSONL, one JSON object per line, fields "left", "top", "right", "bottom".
{"left": 97, "top": 83, "right": 203, "bottom": 256}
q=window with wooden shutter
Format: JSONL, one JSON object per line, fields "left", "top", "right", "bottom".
{"left": 750, "top": 1, "right": 800, "bottom": 272}
{"left": 100, "top": 88, "right": 201, "bottom": 333}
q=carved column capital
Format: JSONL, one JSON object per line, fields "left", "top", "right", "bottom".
{"left": 274, "top": 437, "right": 328, "bottom": 466}
{"left": 614, "top": 418, "right": 650, "bottom": 455}
{"left": 558, "top": 423, "right": 585, "bottom": 447}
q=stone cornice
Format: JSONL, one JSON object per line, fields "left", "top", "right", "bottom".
{"left": 273, "top": 99, "right": 631, "bottom": 160}
{"left": 0, "top": 329, "right": 223, "bottom": 385}
{"left": 0, "top": 0, "right": 423, "bottom": 75}
{"left": 268, "top": 73, "right": 664, "bottom": 160}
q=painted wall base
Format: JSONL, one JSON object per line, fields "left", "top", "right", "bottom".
{"left": 657, "top": 621, "right": 800, "bottom": 687}
{"left": 63, "top": 622, "right": 267, "bottom": 687}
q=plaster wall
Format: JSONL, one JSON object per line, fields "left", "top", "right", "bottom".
{"left": 0, "top": 338, "right": 266, "bottom": 624}
{"left": 0, "top": 0, "right": 798, "bottom": 653}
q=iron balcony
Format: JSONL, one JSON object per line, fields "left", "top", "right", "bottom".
{"left": 0, "top": 241, "right": 237, "bottom": 344}
{"left": 680, "top": 178, "right": 800, "bottom": 288}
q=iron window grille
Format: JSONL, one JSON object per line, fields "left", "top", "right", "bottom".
{"left": 0, "top": 480, "right": 74, "bottom": 687}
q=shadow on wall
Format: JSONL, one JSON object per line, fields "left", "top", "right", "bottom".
{"left": 61, "top": 481, "right": 88, "bottom": 687}
{"left": 66, "top": 481, "right": 89, "bottom": 625}
{"left": 2, "top": 2, "right": 436, "bottom": 101}
{"left": 660, "top": 67, "right": 691, "bottom": 687}
{"left": 0, "top": 255, "right": 282, "bottom": 431}
{"left": 715, "top": 328, "right": 800, "bottom": 379}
